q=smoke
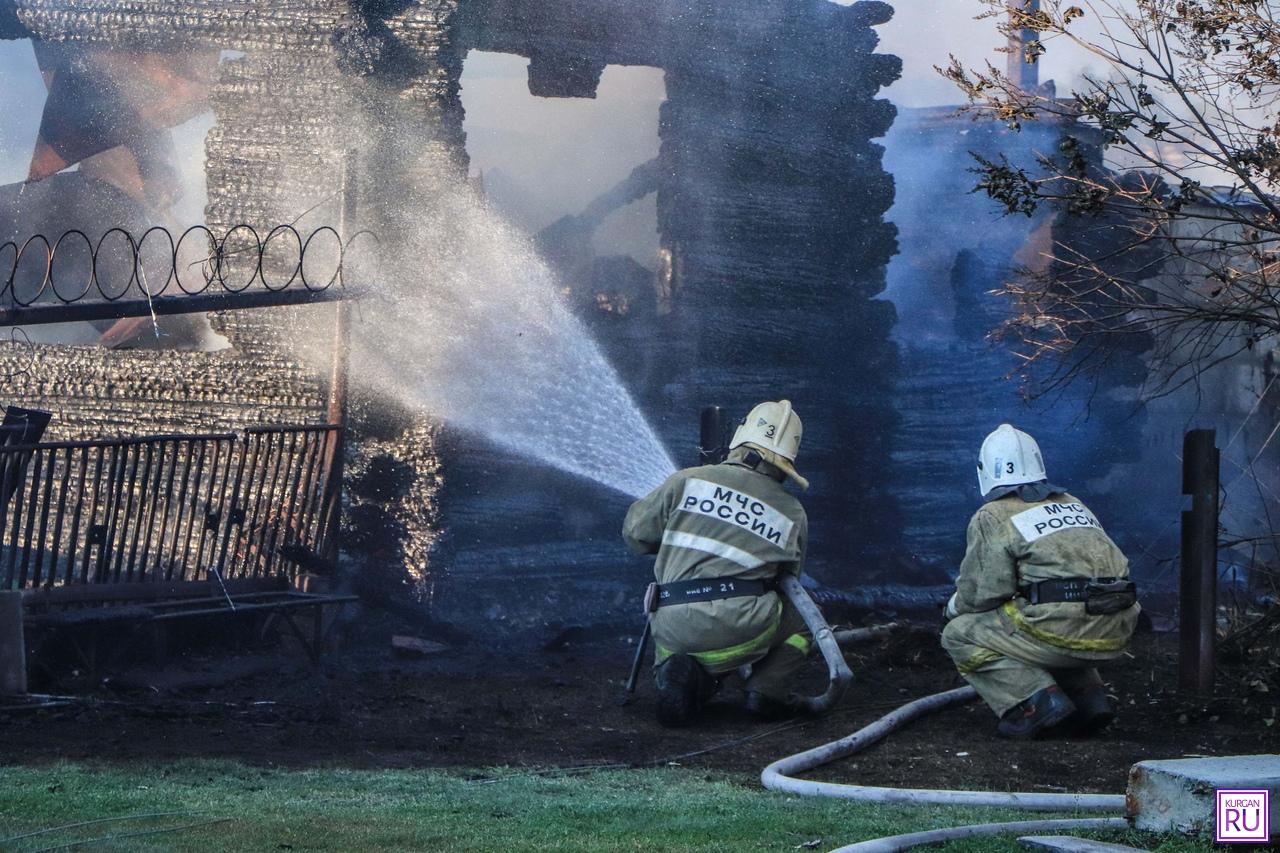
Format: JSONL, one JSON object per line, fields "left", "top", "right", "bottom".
{"left": 0, "top": 37, "right": 219, "bottom": 349}
{"left": 882, "top": 114, "right": 1066, "bottom": 343}
{"left": 168, "top": 111, "right": 214, "bottom": 227}
{"left": 877, "top": 24, "right": 1280, "bottom": 582}
{"left": 0, "top": 39, "right": 213, "bottom": 212}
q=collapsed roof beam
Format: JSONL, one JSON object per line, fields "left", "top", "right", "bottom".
{"left": 459, "top": 0, "right": 894, "bottom": 69}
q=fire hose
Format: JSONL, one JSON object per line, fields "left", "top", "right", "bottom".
{"left": 774, "top": 577, "right": 1127, "bottom": 852}
{"left": 780, "top": 576, "right": 854, "bottom": 714}
{"left": 824, "top": 818, "right": 1129, "bottom": 852}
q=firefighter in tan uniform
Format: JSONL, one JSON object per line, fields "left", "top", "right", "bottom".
{"left": 942, "top": 425, "right": 1140, "bottom": 738}
{"left": 623, "top": 400, "right": 812, "bottom": 726}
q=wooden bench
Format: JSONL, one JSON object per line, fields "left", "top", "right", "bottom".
{"left": 0, "top": 424, "right": 353, "bottom": 680}
{"left": 22, "top": 575, "right": 357, "bottom": 677}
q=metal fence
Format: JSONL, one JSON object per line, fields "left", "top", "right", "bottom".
{"left": 0, "top": 424, "right": 341, "bottom": 591}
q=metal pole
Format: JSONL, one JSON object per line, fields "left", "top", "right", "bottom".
{"left": 622, "top": 621, "right": 652, "bottom": 700}
{"left": 328, "top": 150, "right": 357, "bottom": 428}
{"left": 1006, "top": 0, "right": 1040, "bottom": 91}
{"left": 699, "top": 405, "right": 730, "bottom": 466}
{"left": 321, "top": 153, "right": 357, "bottom": 563}
{"left": 0, "top": 285, "right": 359, "bottom": 328}
{"left": 326, "top": 308, "right": 350, "bottom": 428}
{"left": 1179, "top": 429, "right": 1218, "bottom": 694}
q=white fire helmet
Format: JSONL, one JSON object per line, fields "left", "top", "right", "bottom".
{"left": 977, "top": 423, "right": 1047, "bottom": 498}
{"left": 730, "top": 400, "right": 809, "bottom": 490}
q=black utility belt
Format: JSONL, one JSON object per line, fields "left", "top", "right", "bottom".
{"left": 1019, "top": 576, "right": 1137, "bottom": 615}
{"left": 644, "top": 576, "right": 776, "bottom": 613}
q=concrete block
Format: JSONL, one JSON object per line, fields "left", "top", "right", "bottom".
{"left": 0, "top": 591, "right": 27, "bottom": 695}
{"left": 1018, "top": 837, "right": 1144, "bottom": 852}
{"left": 1127, "top": 755, "right": 1280, "bottom": 837}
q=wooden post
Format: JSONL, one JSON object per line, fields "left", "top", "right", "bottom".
{"left": 326, "top": 307, "right": 350, "bottom": 428}
{"left": 1179, "top": 429, "right": 1219, "bottom": 693}
{"left": 699, "top": 406, "right": 730, "bottom": 466}
{"left": 320, "top": 153, "right": 357, "bottom": 562}
{"left": 0, "top": 591, "right": 27, "bottom": 696}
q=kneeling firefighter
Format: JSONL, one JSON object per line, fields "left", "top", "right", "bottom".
{"left": 622, "top": 400, "right": 812, "bottom": 727}
{"left": 942, "top": 424, "right": 1140, "bottom": 739}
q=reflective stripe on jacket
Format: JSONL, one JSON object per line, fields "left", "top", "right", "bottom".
{"left": 623, "top": 461, "right": 807, "bottom": 671}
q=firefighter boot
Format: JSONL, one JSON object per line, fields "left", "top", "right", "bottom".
{"left": 654, "top": 654, "right": 715, "bottom": 727}
{"left": 1062, "top": 683, "right": 1115, "bottom": 736}
{"left": 1048, "top": 669, "right": 1116, "bottom": 737}
{"left": 996, "top": 685, "right": 1076, "bottom": 739}
{"left": 744, "top": 690, "right": 801, "bottom": 721}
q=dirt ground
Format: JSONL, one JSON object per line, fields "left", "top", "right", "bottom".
{"left": 3, "top": 611, "right": 1277, "bottom": 795}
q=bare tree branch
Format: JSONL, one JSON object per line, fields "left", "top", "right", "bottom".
{"left": 946, "top": 0, "right": 1280, "bottom": 395}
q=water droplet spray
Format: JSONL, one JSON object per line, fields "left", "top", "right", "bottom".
{"left": 345, "top": 184, "right": 677, "bottom": 499}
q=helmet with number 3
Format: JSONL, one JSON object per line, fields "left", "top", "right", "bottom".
{"left": 730, "top": 400, "right": 808, "bottom": 490}
{"left": 977, "top": 423, "right": 1047, "bottom": 497}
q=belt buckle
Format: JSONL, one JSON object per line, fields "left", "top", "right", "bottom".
{"left": 643, "top": 582, "right": 659, "bottom": 614}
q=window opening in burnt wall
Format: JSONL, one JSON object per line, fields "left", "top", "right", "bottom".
{"left": 460, "top": 51, "right": 666, "bottom": 325}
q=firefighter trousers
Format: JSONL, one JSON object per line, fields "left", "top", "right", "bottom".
{"left": 656, "top": 597, "right": 811, "bottom": 702}
{"left": 941, "top": 607, "right": 1116, "bottom": 717}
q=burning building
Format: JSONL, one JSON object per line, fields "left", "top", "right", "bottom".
{"left": 0, "top": 1, "right": 904, "bottom": 635}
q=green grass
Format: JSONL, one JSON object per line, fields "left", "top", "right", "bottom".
{"left": 0, "top": 762, "right": 1212, "bottom": 852}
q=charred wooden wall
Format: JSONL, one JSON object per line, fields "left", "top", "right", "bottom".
{"left": 447, "top": 0, "right": 905, "bottom": 591}
{"left": 655, "top": 1, "right": 902, "bottom": 581}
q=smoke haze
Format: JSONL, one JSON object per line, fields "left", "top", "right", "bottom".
{"left": 2, "top": 2, "right": 1273, "bottom": 585}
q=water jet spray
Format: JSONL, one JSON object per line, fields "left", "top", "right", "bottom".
{"left": 334, "top": 177, "right": 677, "bottom": 500}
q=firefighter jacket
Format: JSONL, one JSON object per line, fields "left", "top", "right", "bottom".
{"left": 952, "top": 492, "right": 1139, "bottom": 657}
{"left": 622, "top": 460, "right": 807, "bottom": 672}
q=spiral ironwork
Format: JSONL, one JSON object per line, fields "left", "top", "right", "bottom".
{"left": 0, "top": 224, "right": 373, "bottom": 327}
{"left": 0, "top": 224, "right": 359, "bottom": 307}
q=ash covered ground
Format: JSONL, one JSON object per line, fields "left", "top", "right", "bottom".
{"left": 5, "top": 611, "right": 1274, "bottom": 793}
